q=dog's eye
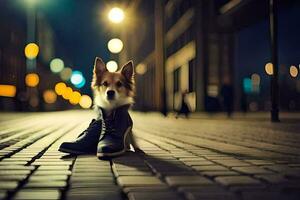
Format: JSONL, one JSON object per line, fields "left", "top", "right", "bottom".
{"left": 102, "top": 81, "right": 108, "bottom": 87}
{"left": 116, "top": 81, "right": 123, "bottom": 88}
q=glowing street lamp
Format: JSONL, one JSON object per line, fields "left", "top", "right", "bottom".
{"left": 107, "top": 38, "right": 123, "bottom": 53}
{"left": 24, "top": 43, "right": 39, "bottom": 59}
{"left": 106, "top": 60, "right": 118, "bottom": 72}
{"left": 108, "top": 7, "right": 124, "bottom": 24}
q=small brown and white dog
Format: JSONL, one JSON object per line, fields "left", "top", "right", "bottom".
{"left": 91, "top": 57, "right": 137, "bottom": 149}
{"left": 92, "top": 57, "right": 135, "bottom": 111}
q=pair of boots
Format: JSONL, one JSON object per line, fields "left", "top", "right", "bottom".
{"left": 58, "top": 105, "right": 133, "bottom": 158}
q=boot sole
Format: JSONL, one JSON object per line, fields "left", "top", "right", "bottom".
{"left": 97, "top": 126, "right": 132, "bottom": 158}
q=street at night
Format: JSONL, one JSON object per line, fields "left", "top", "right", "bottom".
{"left": 1, "top": 0, "right": 300, "bottom": 199}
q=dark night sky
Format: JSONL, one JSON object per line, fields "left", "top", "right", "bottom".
{"left": 38, "top": 0, "right": 111, "bottom": 94}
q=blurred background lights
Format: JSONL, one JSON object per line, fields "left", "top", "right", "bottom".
{"left": 43, "top": 90, "right": 57, "bottom": 104}
{"left": 60, "top": 67, "right": 73, "bottom": 81}
{"left": 136, "top": 63, "right": 147, "bottom": 75}
{"left": 243, "top": 78, "right": 252, "bottom": 94}
{"left": 79, "top": 95, "right": 92, "bottom": 109}
{"left": 55, "top": 82, "right": 66, "bottom": 95}
{"left": 25, "top": 73, "right": 39, "bottom": 87}
{"left": 106, "top": 60, "right": 118, "bottom": 72}
{"left": 71, "top": 71, "right": 86, "bottom": 88}
{"left": 290, "top": 65, "right": 298, "bottom": 77}
{"left": 69, "top": 91, "right": 81, "bottom": 105}
{"left": 0, "top": 85, "right": 16, "bottom": 97}
{"left": 50, "top": 58, "right": 64, "bottom": 73}
{"left": 108, "top": 7, "right": 125, "bottom": 24}
{"left": 251, "top": 73, "right": 260, "bottom": 85}
{"left": 74, "top": 77, "right": 86, "bottom": 88}
{"left": 62, "top": 87, "right": 73, "bottom": 100}
{"left": 24, "top": 43, "right": 39, "bottom": 59}
{"left": 107, "top": 38, "right": 123, "bottom": 53}
{"left": 265, "top": 62, "right": 273, "bottom": 75}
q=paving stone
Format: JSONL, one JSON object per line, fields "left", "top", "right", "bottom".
{"left": 123, "top": 186, "right": 171, "bottom": 193}
{"left": 255, "top": 174, "right": 288, "bottom": 184}
{"left": 66, "top": 191, "right": 122, "bottom": 200}
{"left": 201, "top": 170, "right": 240, "bottom": 177}
{"left": 177, "top": 185, "right": 227, "bottom": 193}
{"left": 25, "top": 181, "right": 67, "bottom": 188}
{"left": 244, "top": 159, "right": 274, "bottom": 165}
{"left": 29, "top": 175, "right": 69, "bottom": 181}
{"left": 128, "top": 191, "right": 183, "bottom": 200}
{"left": 117, "top": 176, "right": 165, "bottom": 187}
{"left": 0, "top": 174, "right": 27, "bottom": 181}
{"left": 14, "top": 189, "right": 60, "bottom": 200}
{"left": 33, "top": 170, "right": 72, "bottom": 176}
{"left": 71, "top": 176, "right": 114, "bottom": 182}
{"left": 38, "top": 165, "right": 70, "bottom": 170}
{"left": 0, "top": 181, "right": 19, "bottom": 190}
{"left": 165, "top": 176, "right": 213, "bottom": 186}
{"left": 215, "top": 176, "right": 262, "bottom": 186}
{"left": 0, "top": 165, "right": 35, "bottom": 170}
{"left": 185, "top": 192, "right": 238, "bottom": 200}
{"left": 192, "top": 165, "right": 228, "bottom": 171}
{"left": 213, "top": 159, "right": 252, "bottom": 167}
{"left": 182, "top": 160, "right": 215, "bottom": 166}
{"left": 0, "top": 170, "right": 31, "bottom": 175}
{"left": 232, "top": 166, "right": 274, "bottom": 175}
{"left": 114, "top": 170, "right": 152, "bottom": 177}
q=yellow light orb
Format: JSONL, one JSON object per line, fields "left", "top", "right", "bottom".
{"left": 79, "top": 95, "right": 92, "bottom": 109}
{"left": 107, "top": 38, "right": 123, "bottom": 53}
{"left": 24, "top": 43, "right": 39, "bottom": 59}
{"left": 108, "top": 7, "right": 124, "bottom": 23}
{"left": 106, "top": 60, "right": 118, "bottom": 72}
{"left": 55, "top": 82, "right": 67, "bottom": 95}
{"left": 290, "top": 65, "right": 298, "bottom": 78}
{"left": 25, "top": 73, "right": 39, "bottom": 87}
{"left": 265, "top": 63, "right": 273, "bottom": 75}
{"left": 59, "top": 67, "right": 73, "bottom": 81}
{"left": 136, "top": 63, "right": 147, "bottom": 75}
{"left": 43, "top": 90, "right": 57, "bottom": 104}
{"left": 50, "top": 58, "right": 64, "bottom": 73}
{"left": 62, "top": 87, "right": 73, "bottom": 100}
{"left": 69, "top": 91, "right": 81, "bottom": 105}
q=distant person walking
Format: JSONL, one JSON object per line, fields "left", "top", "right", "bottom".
{"left": 176, "top": 90, "right": 191, "bottom": 118}
{"left": 220, "top": 76, "right": 234, "bottom": 117}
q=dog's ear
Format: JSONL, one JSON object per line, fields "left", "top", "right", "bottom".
{"left": 94, "top": 57, "right": 107, "bottom": 76}
{"left": 121, "top": 60, "right": 134, "bottom": 80}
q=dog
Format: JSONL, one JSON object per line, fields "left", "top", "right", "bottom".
{"left": 91, "top": 57, "right": 138, "bottom": 150}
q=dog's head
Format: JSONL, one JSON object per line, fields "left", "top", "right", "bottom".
{"left": 92, "top": 57, "right": 135, "bottom": 110}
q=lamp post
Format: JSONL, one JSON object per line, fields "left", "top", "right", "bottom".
{"left": 269, "top": 0, "right": 280, "bottom": 122}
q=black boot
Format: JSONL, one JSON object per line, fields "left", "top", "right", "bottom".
{"left": 58, "top": 119, "right": 102, "bottom": 154}
{"left": 97, "top": 105, "right": 133, "bottom": 158}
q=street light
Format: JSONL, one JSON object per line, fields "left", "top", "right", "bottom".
{"left": 108, "top": 7, "right": 125, "bottom": 24}
{"left": 107, "top": 38, "right": 123, "bottom": 53}
{"left": 24, "top": 43, "right": 39, "bottom": 59}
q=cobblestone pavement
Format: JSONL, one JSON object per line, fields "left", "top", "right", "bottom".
{"left": 0, "top": 111, "right": 300, "bottom": 200}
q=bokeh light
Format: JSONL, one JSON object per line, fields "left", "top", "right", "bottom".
{"left": 265, "top": 63, "right": 273, "bottom": 75}
{"left": 71, "top": 71, "right": 86, "bottom": 88}
{"left": 251, "top": 73, "right": 260, "bottom": 85}
{"left": 24, "top": 43, "right": 39, "bottom": 59}
{"left": 62, "top": 87, "right": 73, "bottom": 100}
{"left": 108, "top": 7, "right": 125, "bottom": 23}
{"left": 79, "top": 95, "right": 92, "bottom": 109}
{"left": 290, "top": 65, "right": 298, "bottom": 78}
{"left": 43, "top": 90, "right": 57, "bottom": 104}
{"left": 0, "top": 85, "right": 16, "bottom": 97}
{"left": 136, "top": 63, "right": 147, "bottom": 75}
{"left": 55, "top": 82, "right": 67, "bottom": 95}
{"left": 25, "top": 73, "right": 39, "bottom": 87}
{"left": 50, "top": 58, "right": 64, "bottom": 73}
{"left": 106, "top": 60, "right": 118, "bottom": 72}
{"left": 69, "top": 91, "right": 81, "bottom": 105}
{"left": 60, "top": 67, "right": 73, "bottom": 81}
{"left": 107, "top": 38, "right": 123, "bottom": 53}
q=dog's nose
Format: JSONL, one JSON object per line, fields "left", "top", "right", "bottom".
{"left": 107, "top": 90, "right": 115, "bottom": 99}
